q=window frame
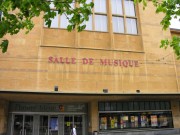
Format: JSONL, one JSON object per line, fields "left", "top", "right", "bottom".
{"left": 111, "top": 0, "right": 138, "bottom": 35}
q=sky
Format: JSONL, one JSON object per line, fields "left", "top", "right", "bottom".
{"left": 170, "top": 16, "right": 180, "bottom": 29}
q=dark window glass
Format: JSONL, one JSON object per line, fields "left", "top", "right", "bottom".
{"left": 99, "top": 102, "right": 105, "bottom": 111}
{"left": 105, "top": 102, "right": 111, "bottom": 111}
{"left": 155, "top": 101, "right": 160, "bottom": 110}
{"left": 144, "top": 102, "right": 150, "bottom": 110}
{"left": 160, "top": 102, "right": 166, "bottom": 110}
{"left": 139, "top": 102, "right": 145, "bottom": 110}
{"left": 111, "top": 102, "right": 117, "bottom": 111}
{"left": 134, "top": 102, "right": 139, "bottom": 110}
{"left": 117, "top": 102, "right": 123, "bottom": 111}
{"left": 129, "top": 102, "right": 134, "bottom": 111}
{"left": 123, "top": 102, "right": 129, "bottom": 111}
{"left": 150, "top": 102, "right": 155, "bottom": 110}
{"left": 98, "top": 101, "right": 171, "bottom": 112}
{"left": 165, "top": 102, "right": 171, "bottom": 110}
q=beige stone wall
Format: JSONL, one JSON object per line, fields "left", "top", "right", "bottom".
{"left": 0, "top": 101, "right": 8, "bottom": 135}
{"left": 0, "top": 2, "right": 178, "bottom": 93}
{"left": 139, "top": 2, "right": 178, "bottom": 93}
{"left": 0, "top": 16, "right": 42, "bottom": 91}
{"left": 0, "top": 2, "right": 178, "bottom": 94}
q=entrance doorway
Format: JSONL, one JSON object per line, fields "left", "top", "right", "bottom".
{"left": 64, "top": 115, "right": 82, "bottom": 135}
{"left": 13, "top": 114, "right": 33, "bottom": 135}
{"left": 10, "top": 114, "right": 85, "bottom": 135}
{"left": 39, "top": 115, "right": 59, "bottom": 135}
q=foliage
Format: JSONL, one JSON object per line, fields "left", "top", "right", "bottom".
{"left": 135, "top": 0, "right": 180, "bottom": 59}
{"left": 160, "top": 36, "right": 180, "bottom": 59}
{"left": 0, "top": 0, "right": 94, "bottom": 53}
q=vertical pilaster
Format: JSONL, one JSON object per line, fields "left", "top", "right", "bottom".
{"left": 0, "top": 100, "right": 8, "bottom": 135}
{"left": 88, "top": 101, "right": 98, "bottom": 135}
{"left": 171, "top": 101, "right": 180, "bottom": 128}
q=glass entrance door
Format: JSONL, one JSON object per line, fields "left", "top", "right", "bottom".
{"left": 74, "top": 115, "right": 82, "bottom": 135}
{"left": 64, "top": 115, "right": 82, "bottom": 135}
{"left": 13, "top": 115, "right": 33, "bottom": 135}
{"left": 64, "top": 116, "right": 73, "bottom": 135}
{"left": 39, "top": 115, "right": 59, "bottom": 135}
{"left": 11, "top": 114, "right": 85, "bottom": 135}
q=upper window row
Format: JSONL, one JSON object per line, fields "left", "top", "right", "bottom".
{"left": 98, "top": 101, "right": 171, "bottom": 111}
{"left": 45, "top": 0, "right": 138, "bottom": 35}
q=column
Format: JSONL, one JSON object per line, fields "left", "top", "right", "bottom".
{"left": 0, "top": 100, "right": 8, "bottom": 135}
{"left": 88, "top": 101, "right": 98, "bottom": 135}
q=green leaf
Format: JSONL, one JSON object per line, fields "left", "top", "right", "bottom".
{"left": 0, "top": 40, "right": 9, "bottom": 53}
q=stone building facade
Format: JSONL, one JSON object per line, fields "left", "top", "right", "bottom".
{"left": 0, "top": 1, "right": 180, "bottom": 135}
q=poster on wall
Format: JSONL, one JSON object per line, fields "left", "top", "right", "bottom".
{"left": 120, "top": 116, "right": 129, "bottom": 128}
{"left": 50, "top": 117, "right": 58, "bottom": 131}
{"left": 131, "top": 116, "right": 138, "bottom": 128}
{"left": 111, "top": 118, "right": 115, "bottom": 128}
{"left": 110, "top": 117, "right": 118, "bottom": 129}
{"left": 151, "top": 115, "right": 158, "bottom": 127}
{"left": 141, "top": 115, "right": 148, "bottom": 127}
{"left": 100, "top": 117, "right": 107, "bottom": 130}
{"left": 159, "top": 115, "right": 168, "bottom": 127}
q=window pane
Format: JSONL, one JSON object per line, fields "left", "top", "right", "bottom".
{"left": 111, "top": 0, "right": 123, "bottom": 15}
{"left": 117, "top": 102, "right": 123, "bottom": 111}
{"left": 160, "top": 102, "right": 166, "bottom": 110}
{"left": 69, "top": 1, "right": 75, "bottom": 9}
{"left": 150, "top": 102, "right": 156, "bottom": 110}
{"left": 124, "top": 0, "right": 136, "bottom": 17}
{"left": 111, "top": 102, "right": 117, "bottom": 111}
{"left": 99, "top": 102, "right": 105, "bottom": 111}
{"left": 123, "top": 102, "right": 129, "bottom": 111}
{"left": 112, "top": 17, "right": 124, "bottom": 33}
{"left": 155, "top": 102, "right": 160, "bottom": 110}
{"left": 105, "top": 102, "right": 111, "bottom": 111}
{"left": 85, "top": 15, "right": 93, "bottom": 30}
{"left": 94, "top": 0, "right": 107, "bottom": 13}
{"left": 80, "top": 0, "right": 92, "bottom": 7}
{"left": 86, "top": 0, "right": 92, "bottom": 3}
{"left": 129, "top": 102, "right": 134, "bottom": 111}
{"left": 144, "top": 102, "right": 150, "bottom": 110}
{"left": 48, "top": 0, "right": 55, "bottom": 8}
{"left": 165, "top": 102, "right": 171, "bottom": 110}
{"left": 139, "top": 102, "right": 145, "bottom": 110}
{"left": 126, "top": 18, "right": 137, "bottom": 34}
{"left": 60, "top": 14, "right": 72, "bottom": 28}
{"left": 134, "top": 102, "right": 139, "bottom": 110}
{"left": 95, "top": 15, "right": 108, "bottom": 32}
{"left": 44, "top": 11, "right": 58, "bottom": 28}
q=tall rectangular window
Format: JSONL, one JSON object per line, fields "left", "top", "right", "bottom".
{"left": 44, "top": 1, "right": 75, "bottom": 29}
{"left": 85, "top": 0, "right": 108, "bottom": 32}
{"left": 111, "top": 0, "right": 138, "bottom": 34}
